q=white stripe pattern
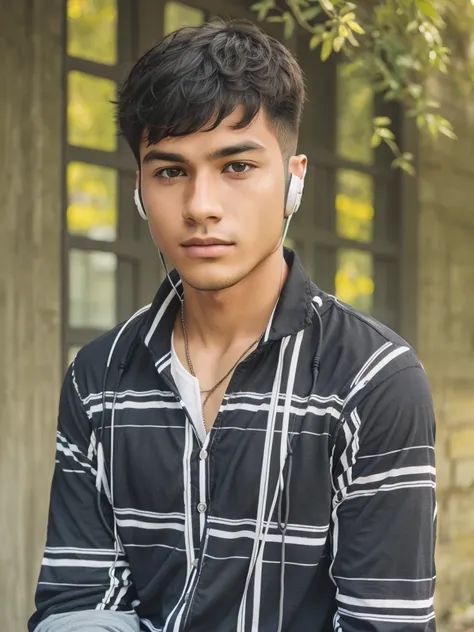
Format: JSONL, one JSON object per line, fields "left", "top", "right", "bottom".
{"left": 34, "top": 272, "right": 436, "bottom": 632}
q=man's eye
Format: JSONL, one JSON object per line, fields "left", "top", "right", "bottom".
{"left": 157, "top": 167, "right": 184, "bottom": 179}
{"left": 225, "top": 162, "right": 251, "bottom": 174}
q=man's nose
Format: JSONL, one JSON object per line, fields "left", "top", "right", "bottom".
{"left": 183, "top": 174, "right": 223, "bottom": 224}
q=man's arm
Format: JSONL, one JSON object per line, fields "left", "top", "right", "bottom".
{"left": 29, "top": 362, "right": 140, "bottom": 632}
{"left": 33, "top": 611, "right": 140, "bottom": 632}
{"left": 331, "top": 364, "right": 437, "bottom": 631}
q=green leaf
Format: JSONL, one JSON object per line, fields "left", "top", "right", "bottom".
{"left": 321, "top": 36, "right": 334, "bottom": 61}
{"left": 384, "top": 138, "right": 400, "bottom": 155}
{"left": 408, "top": 84, "right": 423, "bottom": 99}
{"left": 392, "top": 152, "right": 415, "bottom": 175}
{"left": 319, "top": 0, "right": 334, "bottom": 13}
{"left": 371, "top": 132, "right": 383, "bottom": 148}
{"left": 310, "top": 33, "right": 323, "bottom": 50}
{"left": 377, "top": 127, "right": 395, "bottom": 140}
{"left": 373, "top": 117, "right": 391, "bottom": 127}
{"left": 340, "top": 2, "right": 357, "bottom": 13}
{"left": 250, "top": 0, "right": 276, "bottom": 20}
{"left": 338, "top": 24, "right": 349, "bottom": 38}
{"left": 346, "top": 30, "right": 360, "bottom": 47}
{"left": 301, "top": 6, "right": 321, "bottom": 21}
{"left": 439, "top": 60, "right": 448, "bottom": 74}
{"left": 348, "top": 20, "right": 365, "bottom": 34}
{"left": 416, "top": 114, "right": 426, "bottom": 128}
{"left": 415, "top": 0, "right": 440, "bottom": 21}
{"left": 439, "top": 125, "right": 457, "bottom": 140}
{"left": 333, "top": 36, "right": 344, "bottom": 52}
{"left": 393, "top": 158, "right": 416, "bottom": 176}
{"left": 340, "top": 12, "right": 356, "bottom": 22}
{"left": 267, "top": 16, "right": 284, "bottom": 22}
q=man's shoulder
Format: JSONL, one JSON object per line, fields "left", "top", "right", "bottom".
{"left": 71, "top": 306, "right": 152, "bottom": 395}
{"left": 312, "top": 286, "right": 423, "bottom": 404}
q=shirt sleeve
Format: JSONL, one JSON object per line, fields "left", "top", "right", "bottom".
{"left": 29, "top": 362, "right": 139, "bottom": 631}
{"left": 34, "top": 610, "right": 140, "bottom": 632}
{"left": 330, "top": 364, "right": 437, "bottom": 631}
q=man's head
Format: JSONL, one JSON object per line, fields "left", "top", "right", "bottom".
{"left": 117, "top": 19, "right": 307, "bottom": 292}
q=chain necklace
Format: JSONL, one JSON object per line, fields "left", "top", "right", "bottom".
{"left": 180, "top": 300, "right": 262, "bottom": 407}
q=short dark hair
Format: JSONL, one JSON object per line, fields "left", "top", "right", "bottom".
{"left": 117, "top": 19, "right": 306, "bottom": 163}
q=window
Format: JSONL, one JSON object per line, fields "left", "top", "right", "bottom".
{"left": 68, "top": 0, "right": 118, "bottom": 64}
{"left": 64, "top": 0, "right": 160, "bottom": 366}
{"left": 288, "top": 51, "right": 401, "bottom": 331}
{"left": 164, "top": 1, "right": 205, "bottom": 34}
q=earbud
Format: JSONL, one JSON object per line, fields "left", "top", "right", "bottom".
{"left": 134, "top": 188, "right": 147, "bottom": 220}
{"left": 284, "top": 173, "right": 305, "bottom": 218}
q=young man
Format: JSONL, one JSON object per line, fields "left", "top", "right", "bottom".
{"left": 30, "top": 20, "right": 436, "bottom": 632}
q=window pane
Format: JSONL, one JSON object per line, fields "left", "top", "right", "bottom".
{"left": 67, "top": 0, "right": 118, "bottom": 65}
{"left": 335, "top": 249, "right": 374, "bottom": 313}
{"left": 337, "top": 61, "right": 373, "bottom": 165}
{"left": 69, "top": 249, "right": 117, "bottom": 329}
{"left": 67, "top": 162, "right": 117, "bottom": 241}
{"left": 336, "top": 169, "right": 374, "bottom": 243}
{"left": 164, "top": 2, "right": 204, "bottom": 35}
{"left": 68, "top": 71, "right": 117, "bottom": 151}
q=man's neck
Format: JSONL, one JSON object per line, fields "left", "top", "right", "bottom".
{"left": 178, "top": 249, "right": 288, "bottom": 352}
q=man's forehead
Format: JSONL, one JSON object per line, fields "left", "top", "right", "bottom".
{"left": 140, "top": 109, "right": 278, "bottom": 160}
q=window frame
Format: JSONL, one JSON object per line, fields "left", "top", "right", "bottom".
{"left": 62, "top": 0, "right": 160, "bottom": 369}
{"left": 287, "top": 31, "right": 418, "bottom": 340}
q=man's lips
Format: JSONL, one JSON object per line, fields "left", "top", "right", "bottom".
{"left": 181, "top": 238, "right": 235, "bottom": 258}
{"left": 181, "top": 237, "right": 234, "bottom": 247}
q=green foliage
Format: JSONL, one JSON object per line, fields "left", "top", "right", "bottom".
{"left": 252, "top": 0, "right": 474, "bottom": 174}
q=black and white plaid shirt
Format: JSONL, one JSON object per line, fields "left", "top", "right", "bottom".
{"left": 30, "top": 249, "right": 437, "bottom": 632}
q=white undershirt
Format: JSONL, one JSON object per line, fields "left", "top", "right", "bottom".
{"left": 170, "top": 332, "right": 207, "bottom": 443}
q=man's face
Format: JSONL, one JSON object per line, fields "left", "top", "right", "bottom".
{"left": 138, "top": 107, "right": 306, "bottom": 292}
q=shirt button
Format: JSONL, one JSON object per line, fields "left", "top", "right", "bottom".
{"left": 192, "top": 558, "right": 199, "bottom": 568}
{"left": 199, "top": 449, "right": 208, "bottom": 460}
{"left": 197, "top": 502, "right": 207, "bottom": 514}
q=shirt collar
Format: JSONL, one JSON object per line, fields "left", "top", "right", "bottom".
{"left": 139, "top": 248, "right": 318, "bottom": 364}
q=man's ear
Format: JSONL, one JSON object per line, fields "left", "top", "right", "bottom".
{"left": 288, "top": 154, "right": 307, "bottom": 180}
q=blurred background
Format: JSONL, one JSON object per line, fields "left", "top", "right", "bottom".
{"left": 0, "top": 0, "right": 473, "bottom": 629}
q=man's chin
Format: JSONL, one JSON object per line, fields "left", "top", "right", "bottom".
{"left": 179, "top": 266, "right": 247, "bottom": 293}
{"left": 180, "top": 275, "right": 243, "bottom": 293}
{"left": 175, "top": 247, "right": 280, "bottom": 293}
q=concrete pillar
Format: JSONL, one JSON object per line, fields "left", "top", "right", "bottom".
{"left": 0, "top": 1, "right": 63, "bottom": 627}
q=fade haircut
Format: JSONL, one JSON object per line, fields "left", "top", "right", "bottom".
{"left": 117, "top": 19, "right": 306, "bottom": 164}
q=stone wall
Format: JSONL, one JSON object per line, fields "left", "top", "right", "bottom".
{"left": 0, "top": 1, "right": 63, "bottom": 628}
{"left": 417, "top": 75, "right": 474, "bottom": 619}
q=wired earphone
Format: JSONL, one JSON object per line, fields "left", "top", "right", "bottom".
{"left": 96, "top": 165, "right": 323, "bottom": 631}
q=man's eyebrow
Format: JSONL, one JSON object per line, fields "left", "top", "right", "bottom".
{"left": 208, "top": 141, "right": 266, "bottom": 160}
{"left": 142, "top": 149, "right": 186, "bottom": 164}
{"left": 141, "top": 141, "right": 265, "bottom": 165}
